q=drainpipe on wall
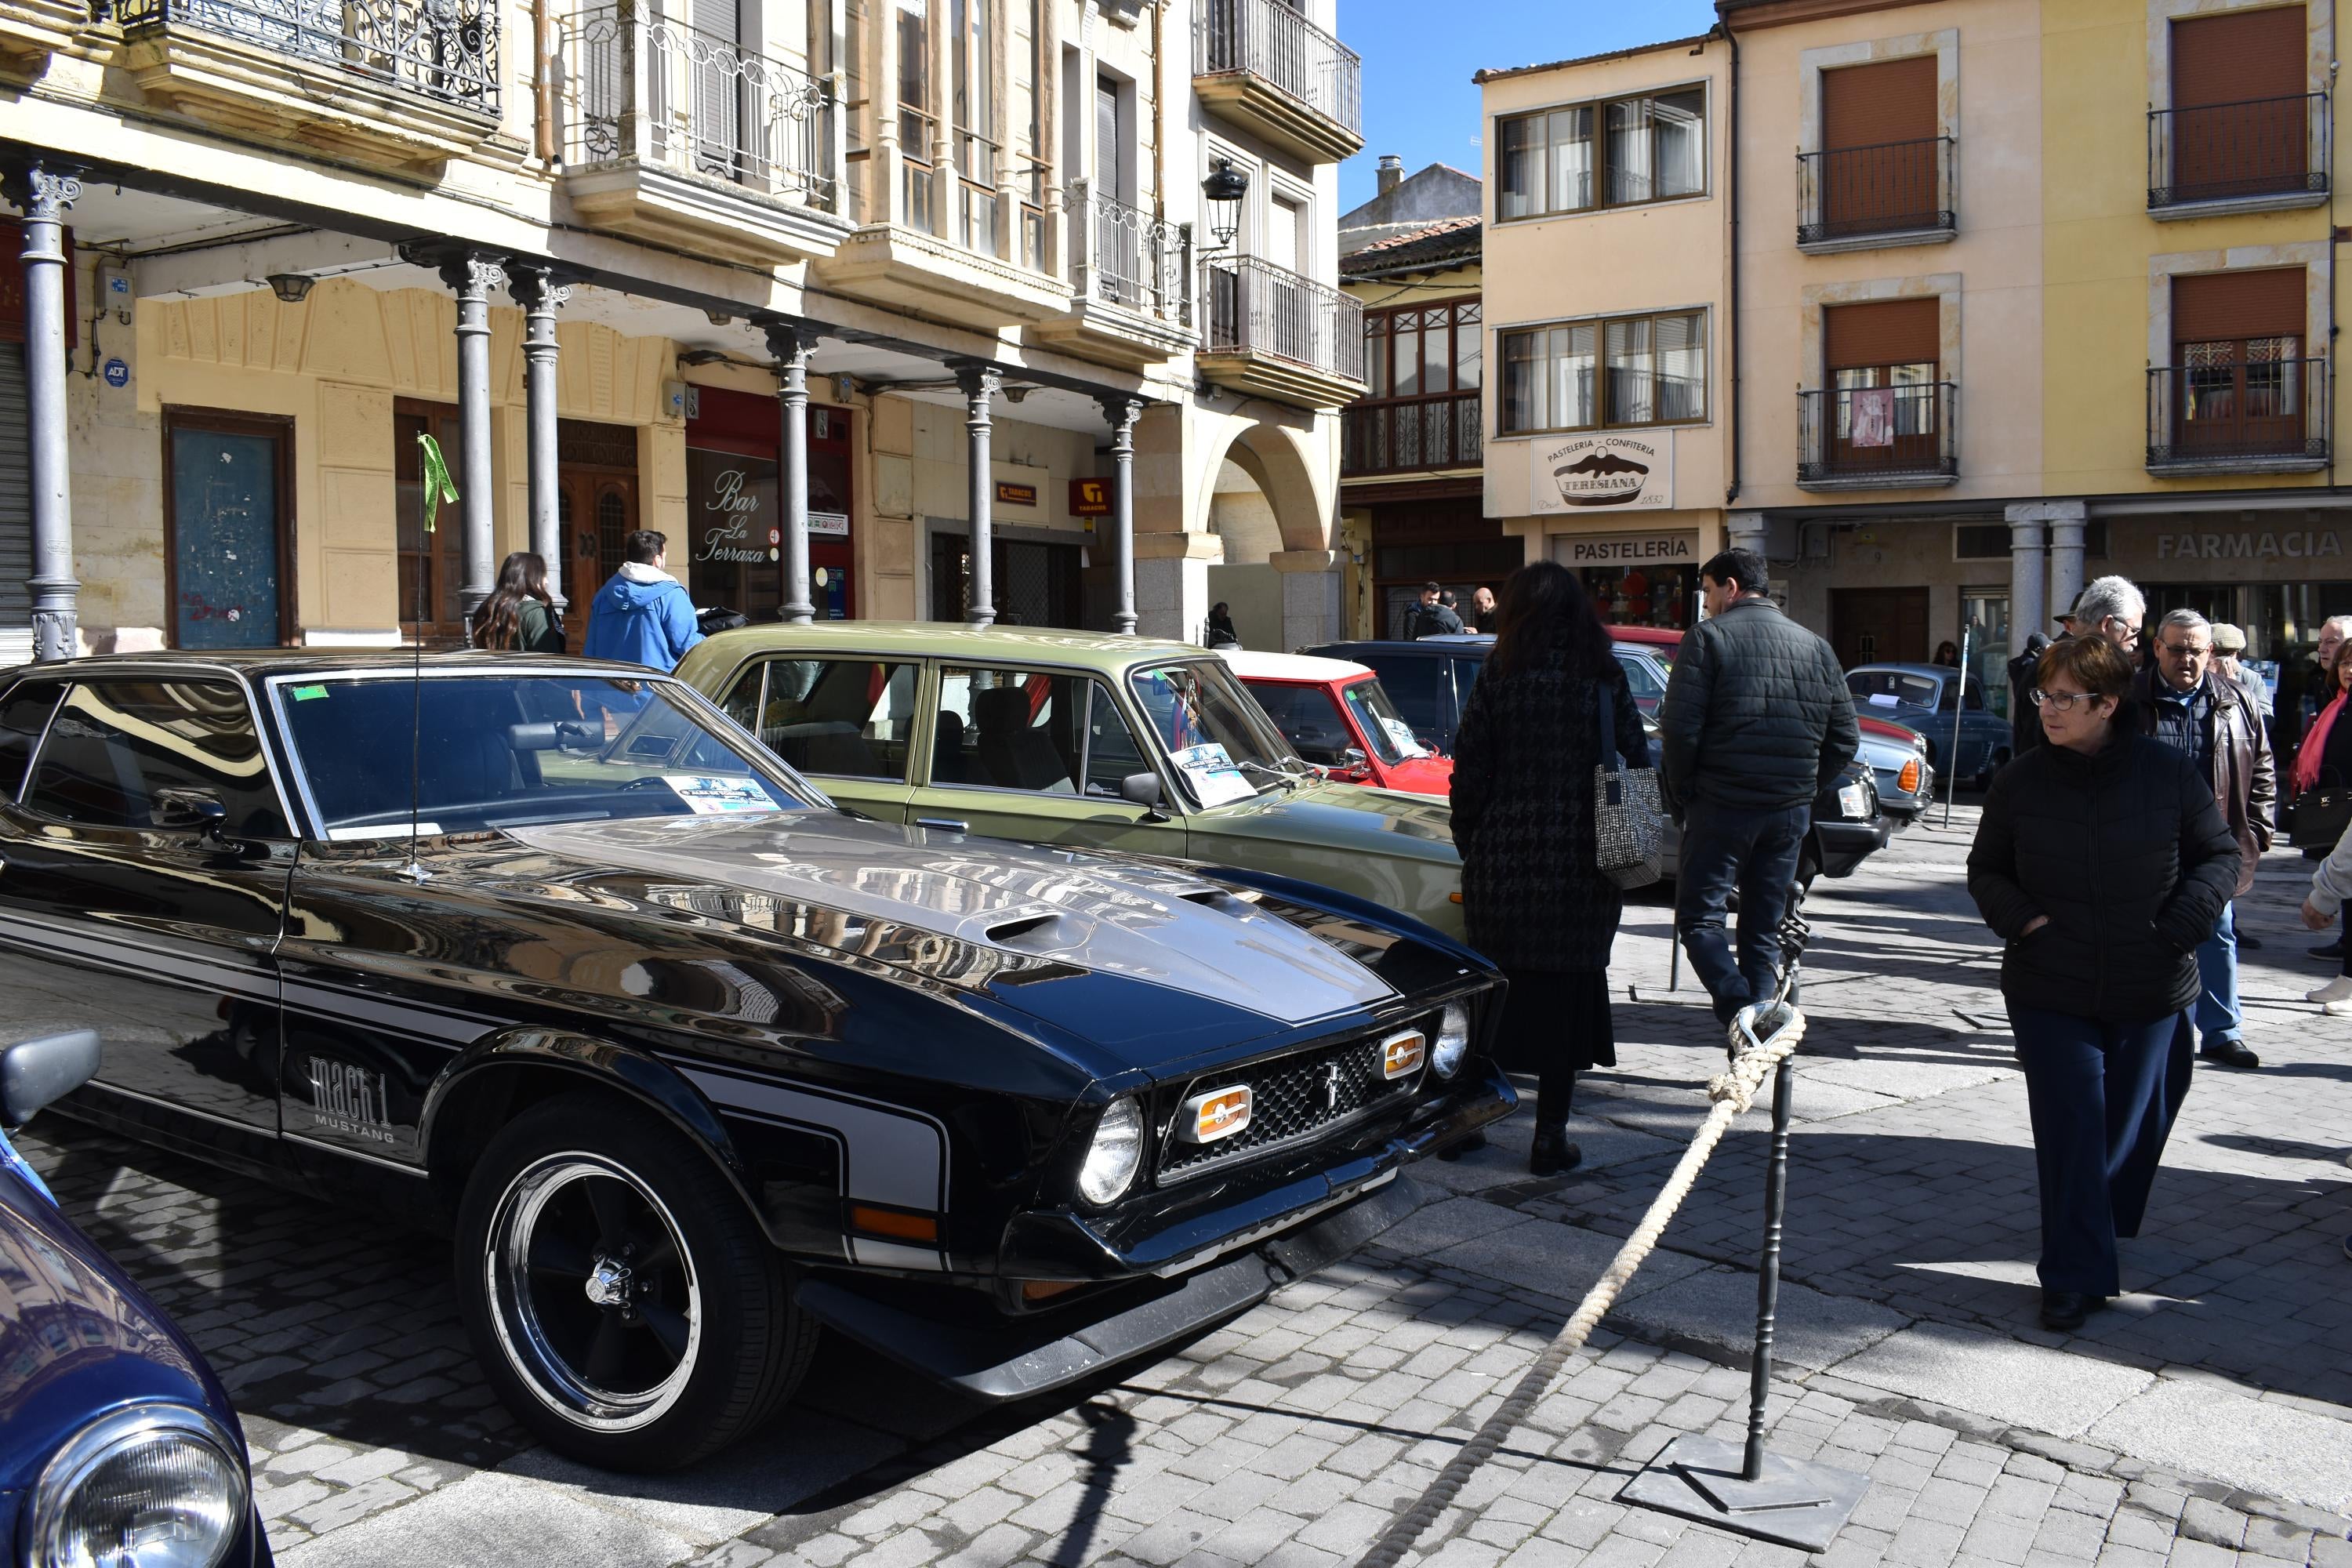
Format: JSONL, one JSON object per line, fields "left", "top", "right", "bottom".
{"left": 534, "top": 0, "right": 557, "bottom": 165}
{"left": 1720, "top": 16, "right": 1742, "bottom": 510}
{"left": 2329, "top": 57, "right": 2340, "bottom": 495}
{"left": 1152, "top": 0, "right": 1167, "bottom": 222}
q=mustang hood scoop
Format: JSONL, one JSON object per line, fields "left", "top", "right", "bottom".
{"left": 509, "top": 814, "right": 1398, "bottom": 1024}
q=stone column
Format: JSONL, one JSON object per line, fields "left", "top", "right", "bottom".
{"left": 767, "top": 319, "right": 818, "bottom": 623}
{"left": 4, "top": 162, "right": 80, "bottom": 661}
{"left": 2044, "top": 500, "right": 2088, "bottom": 626}
{"left": 1271, "top": 550, "right": 1344, "bottom": 649}
{"left": 1098, "top": 393, "right": 1142, "bottom": 633}
{"left": 1133, "top": 533, "right": 1221, "bottom": 642}
{"left": 954, "top": 361, "right": 1000, "bottom": 626}
{"left": 1726, "top": 510, "right": 1769, "bottom": 557}
{"left": 2004, "top": 503, "right": 2049, "bottom": 656}
{"left": 438, "top": 251, "right": 503, "bottom": 630}
{"left": 506, "top": 263, "right": 572, "bottom": 611}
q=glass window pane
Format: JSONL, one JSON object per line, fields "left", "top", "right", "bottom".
{"left": 1501, "top": 330, "right": 1541, "bottom": 432}
{"left": 1080, "top": 684, "right": 1153, "bottom": 798}
{"left": 1395, "top": 312, "right": 1423, "bottom": 397}
{"left": 751, "top": 657, "right": 920, "bottom": 781}
{"left": 1653, "top": 89, "right": 1705, "bottom": 198}
{"left": 1606, "top": 318, "right": 1654, "bottom": 424}
{"left": 1424, "top": 317, "right": 1450, "bottom": 392}
{"left": 0, "top": 682, "right": 61, "bottom": 800}
{"left": 1248, "top": 682, "right": 1356, "bottom": 767}
{"left": 1365, "top": 315, "right": 1391, "bottom": 398}
{"left": 25, "top": 680, "right": 287, "bottom": 836}
{"left": 1499, "top": 114, "right": 1542, "bottom": 219}
{"left": 937, "top": 666, "right": 1082, "bottom": 793}
{"left": 1606, "top": 100, "right": 1652, "bottom": 204}
{"left": 1454, "top": 307, "right": 1483, "bottom": 390}
{"left": 1655, "top": 311, "right": 1707, "bottom": 423}
{"left": 1549, "top": 107, "right": 1593, "bottom": 212}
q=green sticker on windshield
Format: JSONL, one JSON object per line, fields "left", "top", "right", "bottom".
{"left": 289, "top": 685, "right": 328, "bottom": 701}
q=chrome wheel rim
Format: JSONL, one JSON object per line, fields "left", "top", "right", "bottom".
{"left": 485, "top": 1152, "right": 702, "bottom": 1432}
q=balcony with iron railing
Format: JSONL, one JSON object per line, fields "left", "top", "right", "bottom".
{"left": 1796, "top": 137, "right": 1955, "bottom": 252}
{"left": 1033, "top": 178, "right": 1195, "bottom": 367}
{"left": 2147, "top": 357, "right": 2328, "bottom": 474}
{"left": 1198, "top": 253, "right": 1364, "bottom": 409}
{"left": 1342, "top": 391, "right": 1482, "bottom": 478}
{"left": 2149, "top": 92, "right": 2329, "bottom": 216}
{"left": 1192, "top": 0, "right": 1362, "bottom": 165}
{"left": 1797, "top": 383, "right": 1958, "bottom": 490}
{"left": 558, "top": 2, "right": 845, "bottom": 264}
{"left": 116, "top": 0, "right": 500, "bottom": 168}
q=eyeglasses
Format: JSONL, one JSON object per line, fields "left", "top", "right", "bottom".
{"left": 2031, "top": 688, "right": 2110, "bottom": 713}
{"left": 2157, "top": 640, "right": 2212, "bottom": 658}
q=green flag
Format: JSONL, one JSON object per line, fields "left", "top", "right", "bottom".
{"left": 416, "top": 432, "right": 458, "bottom": 533}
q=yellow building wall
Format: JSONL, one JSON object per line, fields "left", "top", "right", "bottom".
{"left": 2042, "top": 0, "right": 2347, "bottom": 498}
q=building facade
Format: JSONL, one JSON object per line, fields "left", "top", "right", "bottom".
{"left": 0, "top": 0, "right": 1368, "bottom": 662}
{"left": 1478, "top": 0, "right": 2352, "bottom": 745}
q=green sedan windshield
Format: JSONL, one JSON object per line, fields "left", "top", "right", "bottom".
{"left": 1127, "top": 662, "right": 1297, "bottom": 806}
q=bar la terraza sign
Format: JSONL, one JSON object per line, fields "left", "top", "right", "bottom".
{"left": 1530, "top": 433, "right": 1672, "bottom": 514}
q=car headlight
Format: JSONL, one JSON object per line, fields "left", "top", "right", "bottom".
{"left": 34, "top": 1403, "right": 249, "bottom": 1568}
{"left": 1432, "top": 1002, "right": 1471, "bottom": 1080}
{"left": 1077, "top": 1097, "right": 1145, "bottom": 1205}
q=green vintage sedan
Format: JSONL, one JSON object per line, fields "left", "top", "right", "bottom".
{"left": 673, "top": 622, "right": 1466, "bottom": 938}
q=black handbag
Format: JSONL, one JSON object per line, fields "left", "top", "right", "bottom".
{"left": 2290, "top": 782, "right": 2352, "bottom": 849}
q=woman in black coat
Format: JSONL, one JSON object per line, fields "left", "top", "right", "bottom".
{"left": 1967, "top": 634, "right": 2239, "bottom": 1333}
{"left": 1450, "top": 561, "right": 1649, "bottom": 1176}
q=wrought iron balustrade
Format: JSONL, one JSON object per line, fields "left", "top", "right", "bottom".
{"left": 1071, "top": 180, "right": 1189, "bottom": 324}
{"left": 1797, "top": 383, "right": 1957, "bottom": 485}
{"left": 119, "top": 0, "right": 500, "bottom": 111}
{"left": 2147, "top": 357, "right": 2328, "bottom": 470}
{"left": 2149, "top": 92, "right": 2328, "bottom": 208}
{"left": 562, "top": 5, "right": 833, "bottom": 206}
{"left": 1192, "top": 0, "right": 1359, "bottom": 138}
{"left": 1342, "top": 390, "right": 1480, "bottom": 477}
{"left": 1796, "top": 136, "right": 1953, "bottom": 245}
{"left": 1202, "top": 253, "right": 1362, "bottom": 383}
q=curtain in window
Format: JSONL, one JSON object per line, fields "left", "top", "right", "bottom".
{"left": 1549, "top": 107, "right": 1593, "bottom": 212}
{"left": 1653, "top": 90, "right": 1704, "bottom": 198}
{"left": 1654, "top": 311, "right": 1705, "bottom": 422}
{"left": 1499, "top": 116, "right": 1541, "bottom": 219}
{"left": 1605, "top": 100, "right": 1652, "bottom": 205}
{"left": 1605, "top": 318, "right": 1653, "bottom": 423}
{"left": 1551, "top": 325, "right": 1596, "bottom": 429}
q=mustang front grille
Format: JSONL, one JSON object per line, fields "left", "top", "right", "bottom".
{"left": 1158, "top": 1033, "right": 1412, "bottom": 1181}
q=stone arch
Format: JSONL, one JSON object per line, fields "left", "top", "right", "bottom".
{"left": 1197, "top": 418, "right": 1329, "bottom": 557}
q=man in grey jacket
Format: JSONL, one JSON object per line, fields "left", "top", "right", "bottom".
{"left": 1658, "top": 548, "right": 1861, "bottom": 1025}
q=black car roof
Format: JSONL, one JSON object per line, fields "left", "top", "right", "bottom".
{"left": 4, "top": 650, "right": 657, "bottom": 681}
{"left": 1308, "top": 639, "right": 1494, "bottom": 655}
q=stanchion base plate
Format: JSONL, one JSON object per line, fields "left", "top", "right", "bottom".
{"left": 1618, "top": 1435, "right": 1868, "bottom": 1553}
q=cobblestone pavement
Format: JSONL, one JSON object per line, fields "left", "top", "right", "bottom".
{"left": 14, "top": 804, "right": 2352, "bottom": 1566}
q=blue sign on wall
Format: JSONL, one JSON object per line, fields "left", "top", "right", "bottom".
{"left": 100, "top": 358, "right": 128, "bottom": 388}
{"left": 170, "top": 428, "right": 281, "bottom": 649}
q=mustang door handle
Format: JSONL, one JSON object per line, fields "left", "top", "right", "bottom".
{"left": 915, "top": 817, "right": 969, "bottom": 834}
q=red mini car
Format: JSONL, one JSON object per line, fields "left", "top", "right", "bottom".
{"left": 1222, "top": 649, "right": 1454, "bottom": 797}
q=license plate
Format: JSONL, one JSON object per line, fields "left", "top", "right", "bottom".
{"left": 1839, "top": 784, "right": 1868, "bottom": 818}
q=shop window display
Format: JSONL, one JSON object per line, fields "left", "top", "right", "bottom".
{"left": 1579, "top": 564, "right": 1691, "bottom": 629}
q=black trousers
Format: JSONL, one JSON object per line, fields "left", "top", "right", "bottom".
{"left": 2010, "top": 1005, "right": 2190, "bottom": 1296}
{"left": 1495, "top": 969, "right": 1614, "bottom": 1129}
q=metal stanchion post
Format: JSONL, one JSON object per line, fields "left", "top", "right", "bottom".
{"left": 1621, "top": 916, "right": 1867, "bottom": 1553}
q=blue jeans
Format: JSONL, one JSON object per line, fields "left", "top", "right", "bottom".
{"left": 1673, "top": 800, "right": 1810, "bottom": 1025}
{"left": 2010, "top": 1007, "right": 2190, "bottom": 1296}
{"left": 2193, "top": 901, "right": 2243, "bottom": 1049}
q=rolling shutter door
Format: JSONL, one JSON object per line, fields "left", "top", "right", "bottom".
{"left": 2172, "top": 5, "right": 2304, "bottom": 108}
{"left": 0, "top": 343, "right": 29, "bottom": 632}
{"left": 1825, "top": 299, "right": 1940, "bottom": 371}
{"left": 1821, "top": 56, "right": 1936, "bottom": 150}
{"left": 2172, "top": 268, "right": 2305, "bottom": 343}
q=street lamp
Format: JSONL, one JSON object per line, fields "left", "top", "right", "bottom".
{"left": 1201, "top": 158, "right": 1249, "bottom": 251}
{"left": 266, "top": 273, "right": 314, "bottom": 304}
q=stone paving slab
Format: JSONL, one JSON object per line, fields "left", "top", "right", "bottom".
{"left": 1421, "top": 1215, "right": 1711, "bottom": 1307}
{"left": 1825, "top": 1319, "right": 2156, "bottom": 1438}
{"left": 1606, "top": 1265, "right": 1910, "bottom": 1373}
{"left": 278, "top": 1471, "right": 698, "bottom": 1568}
{"left": 2088, "top": 1381, "right": 2352, "bottom": 1515}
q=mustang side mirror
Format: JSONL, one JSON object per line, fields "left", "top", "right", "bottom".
{"left": 1118, "top": 772, "right": 1170, "bottom": 821}
{"left": 1, "top": 1029, "right": 100, "bottom": 1131}
{"left": 153, "top": 789, "right": 228, "bottom": 839}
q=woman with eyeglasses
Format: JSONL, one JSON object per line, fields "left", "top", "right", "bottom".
{"left": 1967, "top": 635, "right": 2238, "bottom": 1332}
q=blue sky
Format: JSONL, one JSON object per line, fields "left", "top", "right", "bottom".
{"left": 1337, "top": 0, "right": 1719, "bottom": 215}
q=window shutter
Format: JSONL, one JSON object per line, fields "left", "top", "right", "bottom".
{"left": 1821, "top": 56, "right": 1937, "bottom": 151}
{"left": 2172, "top": 5, "right": 2306, "bottom": 109}
{"left": 1825, "top": 299, "right": 1940, "bottom": 371}
{"left": 2172, "top": 268, "right": 2305, "bottom": 342}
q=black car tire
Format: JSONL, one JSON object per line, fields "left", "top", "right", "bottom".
{"left": 455, "top": 1093, "right": 811, "bottom": 1472}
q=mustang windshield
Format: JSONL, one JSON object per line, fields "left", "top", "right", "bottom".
{"left": 278, "top": 673, "right": 811, "bottom": 837}
{"left": 1127, "top": 662, "right": 1298, "bottom": 804}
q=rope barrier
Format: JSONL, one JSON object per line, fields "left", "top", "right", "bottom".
{"left": 1352, "top": 1003, "right": 1811, "bottom": 1568}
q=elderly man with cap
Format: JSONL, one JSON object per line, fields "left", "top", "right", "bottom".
{"left": 2212, "top": 623, "right": 2272, "bottom": 722}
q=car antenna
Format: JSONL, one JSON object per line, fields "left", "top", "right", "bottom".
{"left": 404, "top": 432, "right": 458, "bottom": 884}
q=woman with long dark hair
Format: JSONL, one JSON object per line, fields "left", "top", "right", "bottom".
{"left": 472, "top": 552, "right": 565, "bottom": 654}
{"left": 1448, "top": 560, "right": 1647, "bottom": 1175}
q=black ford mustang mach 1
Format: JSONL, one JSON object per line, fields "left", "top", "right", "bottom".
{"left": 0, "top": 652, "right": 1512, "bottom": 1470}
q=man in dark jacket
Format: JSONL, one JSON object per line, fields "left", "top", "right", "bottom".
{"left": 2136, "top": 608, "right": 2274, "bottom": 1070}
{"left": 1658, "top": 548, "right": 1861, "bottom": 1025}
{"left": 2009, "top": 631, "right": 2055, "bottom": 757}
{"left": 1406, "top": 582, "right": 1465, "bottom": 640}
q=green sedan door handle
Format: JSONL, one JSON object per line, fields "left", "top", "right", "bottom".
{"left": 915, "top": 817, "right": 969, "bottom": 835}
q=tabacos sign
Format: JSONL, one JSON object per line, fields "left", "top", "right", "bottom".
{"left": 1530, "top": 433, "right": 1674, "bottom": 514}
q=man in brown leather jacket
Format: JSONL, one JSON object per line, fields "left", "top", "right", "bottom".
{"left": 2135, "top": 608, "right": 2275, "bottom": 1069}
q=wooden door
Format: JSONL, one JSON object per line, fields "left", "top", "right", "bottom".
{"left": 1832, "top": 587, "right": 1930, "bottom": 669}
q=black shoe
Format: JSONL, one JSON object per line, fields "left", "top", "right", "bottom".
{"left": 2201, "top": 1038, "right": 2261, "bottom": 1069}
{"left": 2314, "top": 940, "right": 2345, "bottom": 960}
{"left": 2039, "top": 1290, "right": 2107, "bottom": 1332}
{"left": 2237, "top": 931, "right": 2263, "bottom": 952}
{"left": 1529, "top": 1127, "right": 1583, "bottom": 1178}
{"left": 1435, "top": 1132, "right": 1488, "bottom": 1163}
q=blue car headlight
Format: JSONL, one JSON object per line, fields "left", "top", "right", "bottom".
{"left": 33, "top": 1403, "right": 249, "bottom": 1568}
{"left": 1432, "top": 1003, "right": 1472, "bottom": 1080}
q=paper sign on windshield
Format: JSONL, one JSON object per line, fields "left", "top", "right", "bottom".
{"left": 1169, "top": 743, "right": 1254, "bottom": 808}
{"left": 1381, "top": 717, "right": 1429, "bottom": 758}
{"left": 662, "top": 775, "right": 779, "bottom": 815}
{"left": 1867, "top": 692, "right": 1900, "bottom": 708}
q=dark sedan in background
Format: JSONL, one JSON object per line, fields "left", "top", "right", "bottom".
{"left": 0, "top": 653, "right": 1510, "bottom": 1472}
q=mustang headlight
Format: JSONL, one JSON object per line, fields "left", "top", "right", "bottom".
{"left": 34, "top": 1403, "right": 249, "bottom": 1568}
{"left": 1077, "top": 1097, "right": 1145, "bottom": 1205}
{"left": 1432, "top": 1003, "right": 1472, "bottom": 1080}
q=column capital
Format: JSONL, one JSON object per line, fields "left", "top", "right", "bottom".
{"left": 951, "top": 360, "right": 1003, "bottom": 402}
{"left": 400, "top": 242, "right": 504, "bottom": 298}
{"left": 762, "top": 316, "right": 820, "bottom": 365}
{"left": 504, "top": 261, "right": 577, "bottom": 314}
{"left": 1, "top": 162, "right": 82, "bottom": 222}
{"left": 1097, "top": 392, "right": 1145, "bottom": 433}
{"left": 2004, "top": 499, "right": 2086, "bottom": 526}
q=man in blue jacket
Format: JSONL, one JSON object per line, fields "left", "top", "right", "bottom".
{"left": 583, "top": 529, "right": 705, "bottom": 671}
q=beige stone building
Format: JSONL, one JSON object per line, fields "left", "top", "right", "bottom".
{"left": 0, "top": 0, "right": 1368, "bottom": 661}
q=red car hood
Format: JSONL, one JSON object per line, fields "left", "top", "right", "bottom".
{"left": 1380, "top": 754, "right": 1456, "bottom": 798}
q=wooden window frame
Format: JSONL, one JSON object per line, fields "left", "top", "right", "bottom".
{"left": 1359, "top": 299, "right": 1482, "bottom": 405}
{"left": 1494, "top": 82, "right": 1710, "bottom": 223}
{"left": 161, "top": 406, "right": 297, "bottom": 651}
{"left": 1496, "top": 307, "right": 1709, "bottom": 437}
